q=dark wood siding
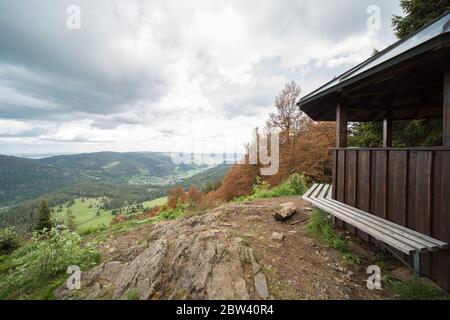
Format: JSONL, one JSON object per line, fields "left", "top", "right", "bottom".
{"left": 332, "top": 148, "right": 450, "bottom": 290}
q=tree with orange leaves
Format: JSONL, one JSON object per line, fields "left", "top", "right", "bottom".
{"left": 167, "top": 186, "right": 187, "bottom": 209}
{"left": 187, "top": 186, "right": 204, "bottom": 204}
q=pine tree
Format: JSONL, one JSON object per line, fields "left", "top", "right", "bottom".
{"left": 67, "top": 208, "right": 76, "bottom": 231}
{"left": 35, "top": 200, "right": 53, "bottom": 232}
{"left": 392, "top": 0, "right": 449, "bottom": 39}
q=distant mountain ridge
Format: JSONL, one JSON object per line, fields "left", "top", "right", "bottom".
{"left": 0, "top": 155, "right": 85, "bottom": 207}
{"left": 0, "top": 152, "right": 230, "bottom": 208}
{"left": 38, "top": 151, "right": 192, "bottom": 183}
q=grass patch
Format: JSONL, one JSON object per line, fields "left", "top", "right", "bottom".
{"left": 141, "top": 197, "right": 168, "bottom": 208}
{"left": 54, "top": 198, "right": 114, "bottom": 231}
{"left": 373, "top": 252, "right": 390, "bottom": 270}
{"left": 236, "top": 174, "right": 307, "bottom": 202}
{"left": 386, "top": 277, "right": 449, "bottom": 300}
{"left": 307, "top": 210, "right": 361, "bottom": 266}
{"left": 307, "top": 210, "right": 347, "bottom": 252}
{"left": 127, "top": 290, "right": 141, "bottom": 300}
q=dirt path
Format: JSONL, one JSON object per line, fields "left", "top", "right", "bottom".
{"left": 219, "top": 197, "right": 394, "bottom": 299}
{"left": 58, "top": 197, "right": 395, "bottom": 300}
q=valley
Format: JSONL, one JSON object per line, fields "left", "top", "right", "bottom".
{"left": 0, "top": 152, "right": 230, "bottom": 233}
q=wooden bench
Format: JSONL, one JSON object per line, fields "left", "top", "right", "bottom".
{"left": 303, "top": 184, "right": 448, "bottom": 275}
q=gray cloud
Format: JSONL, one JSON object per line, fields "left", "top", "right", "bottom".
{"left": 0, "top": 0, "right": 402, "bottom": 154}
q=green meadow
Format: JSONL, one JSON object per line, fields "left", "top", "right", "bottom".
{"left": 141, "top": 197, "right": 168, "bottom": 208}
{"left": 54, "top": 196, "right": 168, "bottom": 231}
{"left": 54, "top": 198, "right": 113, "bottom": 231}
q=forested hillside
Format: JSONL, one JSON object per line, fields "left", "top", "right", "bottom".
{"left": 0, "top": 159, "right": 230, "bottom": 232}
{"left": 0, "top": 155, "right": 86, "bottom": 207}
{"left": 39, "top": 151, "right": 201, "bottom": 184}
{"left": 0, "top": 182, "right": 166, "bottom": 233}
{"left": 0, "top": 152, "right": 206, "bottom": 208}
{"left": 179, "top": 164, "right": 231, "bottom": 191}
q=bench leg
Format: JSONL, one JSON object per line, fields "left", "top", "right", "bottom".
{"left": 413, "top": 252, "right": 420, "bottom": 276}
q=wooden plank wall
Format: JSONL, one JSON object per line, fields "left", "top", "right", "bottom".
{"left": 332, "top": 148, "right": 450, "bottom": 290}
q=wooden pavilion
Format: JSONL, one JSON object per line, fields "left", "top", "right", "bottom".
{"left": 299, "top": 13, "right": 450, "bottom": 290}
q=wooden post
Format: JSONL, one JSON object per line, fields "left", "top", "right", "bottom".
{"left": 336, "top": 97, "right": 348, "bottom": 148}
{"left": 383, "top": 109, "right": 393, "bottom": 148}
{"left": 444, "top": 68, "right": 450, "bottom": 148}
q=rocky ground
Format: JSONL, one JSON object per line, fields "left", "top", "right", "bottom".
{"left": 57, "top": 197, "right": 398, "bottom": 300}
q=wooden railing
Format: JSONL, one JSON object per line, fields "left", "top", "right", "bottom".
{"left": 332, "top": 147, "right": 450, "bottom": 285}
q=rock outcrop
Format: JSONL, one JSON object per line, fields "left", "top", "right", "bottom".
{"left": 57, "top": 209, "right": 269, "bottom": 300}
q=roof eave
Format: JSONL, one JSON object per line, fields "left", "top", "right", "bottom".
{"left": 298, "top": 33, "right": 450, "bottom": 109}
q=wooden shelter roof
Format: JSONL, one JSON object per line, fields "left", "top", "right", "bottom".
{"left": 298, "top": 12, "right": 450, "bottom": 122}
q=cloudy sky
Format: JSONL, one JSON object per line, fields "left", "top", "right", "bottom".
{"left": 0, "top": 0, "right": 402, "bottom": 156}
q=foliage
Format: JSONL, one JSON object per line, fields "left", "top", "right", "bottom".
{"left": 0, "top": 228, "right": 21, "bottom": 254}
{"left": 386, "top": 277, "right": 449, "bottom": 300}
{"left": 34, "top": 201, "right": 53, "bottom": 233}
{"left": 0, "top": 155, "right": 86, "bottom": 208}
{"left": 187, "top": 186, "right": 204, "bottom": 205}
{"left": 348, "top": 122, "right": 383, "bottom": 148}
{"left": 236, "top": 173, "right": 307, "bottom": 202}
{"left": 179, "top": 164, "right": 230, "bottom": 191}
{"left": 349, "top": 119, "right": 443, "bottom": 148}
{"left": 392, "top": 0, "right": 449, "bottom": 39}
{"left": 167, "top": 186, "right": 187, "bottom": 209}
{"left": 284, "top": 172, "right": 307, "bottom": 196}
{"left": 202, "top": 179, "right": 223, "bottom": 193}
{"left": 157, "top": 204, "right": 187, "bottom": 221}
{"left": 209, "top": 161, "right": 260, "bottom": 201}
{"left": 307, "top": 210, "right": 348, "bottom": 252}
{"left": 0, "top": 225, "right": 100, "bottom": 299}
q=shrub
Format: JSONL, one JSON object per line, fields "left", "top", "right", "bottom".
{"left": 0, "top": 228, "right": 21, "bottom": 254}
{"left": 167, "top": 186, "right": 187, "bottom": 209}
{"left": 284, "top": 173, "right": 307, "bottom": 196}
{"left": 187, "top": 186, "right": 204, "bottom": 205}
{"left": 236, "top": 173, "right": 307, "bottom": 202}
{"left": 157, "top": 204, "right": 186, "bottom": 221}
{"left": 2, "top": 225, "right": 100, "bottom": 298}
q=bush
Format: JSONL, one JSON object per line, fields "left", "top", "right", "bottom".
{"left": 0, "top": 228, "right": 21, "bottom": 254}
{"left": 236, "top": 173, "right": 307, "bottom": 202}
{"left": 1, "top": 225, "right": 100, "bottom": 298}
{"left": 157, "top": 204, "right": 186, "bottom": 221}
{"left": 284, "top": 173, "right": 307, "bottom": 196}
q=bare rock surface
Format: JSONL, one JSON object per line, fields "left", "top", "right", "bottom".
{"left": 57, "top": 196, "right": 394, "bottom": 300}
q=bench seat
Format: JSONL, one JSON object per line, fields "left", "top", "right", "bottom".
{"left": 303, "top": 184, "right": 448, "bottom": 274}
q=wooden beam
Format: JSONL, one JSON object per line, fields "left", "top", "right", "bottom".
{"left": 383, "top": 109, "right": 393, "bottom": 148}
{"left": 444, "top": 68, "right": 450, "bottom": 148}
{"left": 336, "top": 97, "right": 348, "bottom": 148}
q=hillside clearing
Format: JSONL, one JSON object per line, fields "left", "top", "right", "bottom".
{"left": 54, "top": 198, "right": 113, "bottom": 231}
{"left": 141, "top": 197, "right": 168, "bottom": 208}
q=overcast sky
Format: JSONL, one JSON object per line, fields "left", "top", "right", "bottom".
{"left": 0, "top": 0, "right": 403, "bottom": 156}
